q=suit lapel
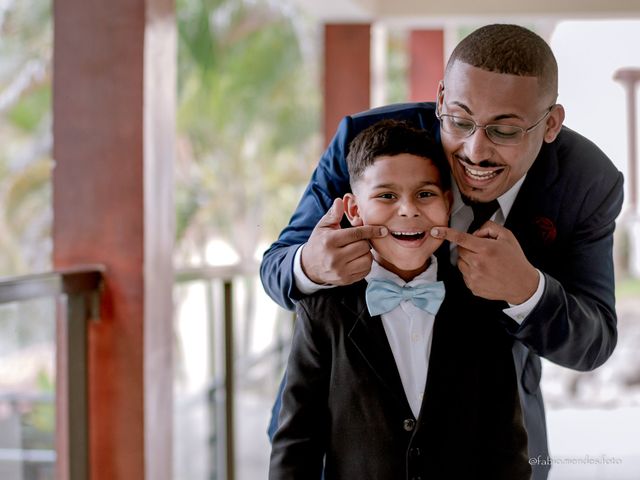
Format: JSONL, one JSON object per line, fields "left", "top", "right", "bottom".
{"left": 506, "top": 141, "right": 561, "bottom": 263}
{"left": 343, "top": 282, "right": 412, "bottom": 411}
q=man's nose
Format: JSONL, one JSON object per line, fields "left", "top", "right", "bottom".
{"left": 464, "top": 128, "right": 494, "bottom": 162}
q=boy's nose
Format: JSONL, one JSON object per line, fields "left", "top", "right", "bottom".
{"left": 398, "top": 199, "right": 420, "bottom": 217}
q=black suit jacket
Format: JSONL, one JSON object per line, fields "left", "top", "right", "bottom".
{"left": 262, "top": 102, "right": 624, "bottom": 479}
{"left": 270, "top": 260, "right": 532, "bottom": 480}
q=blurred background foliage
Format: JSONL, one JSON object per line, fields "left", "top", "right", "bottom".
{"left": 0, "top": 0, "right": 53, "bottom": 276}
{"left": 174, "top": 0, "right": 321, "bottom": 267}
{"left": 385, "top": 28, "right": 409, "bottom": 104}
{"left": 1, "top": 0, "right": 322, "bottom": 276}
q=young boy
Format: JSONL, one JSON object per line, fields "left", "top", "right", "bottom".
{"left": 269, "top": 120, "right": 531, "bottom": 480}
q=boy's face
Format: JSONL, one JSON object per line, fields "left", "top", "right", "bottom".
{"left": 344, "top": 153, "right": 452, "bottom": 282}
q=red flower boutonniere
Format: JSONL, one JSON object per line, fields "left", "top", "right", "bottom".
{"left": 533, "top": 216, "right": 556, "bottom": 246}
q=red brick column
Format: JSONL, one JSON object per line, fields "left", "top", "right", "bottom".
{"left": 409, "top": 29, "right": 445, "bottom": 102}
{"left": 53, "top": 0, "right": 175, "bottom": 478}
{"left": 324, "top": 24, "right": 371, "bottom": 147}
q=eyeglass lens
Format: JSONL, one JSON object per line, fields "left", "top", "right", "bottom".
{"left": 440, "top": 115, "right": 524, "bottom": 145}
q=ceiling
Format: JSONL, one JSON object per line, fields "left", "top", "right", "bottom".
{"left": 290, "top": 0, "right": 640, "bottom": 22}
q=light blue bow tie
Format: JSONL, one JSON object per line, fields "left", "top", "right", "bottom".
{"left": 365, "top": 278, "right": 445, "bottom": 316}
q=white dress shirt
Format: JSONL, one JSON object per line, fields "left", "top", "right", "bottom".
{"left": 293, "top": 174, "right": 545, "bottom": 324}
{"left": 365, "top": 258, "right": 440, "bottom": 419}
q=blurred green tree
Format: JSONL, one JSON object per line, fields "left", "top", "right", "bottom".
{"left": 1, "top": 0, "right": 320, "bottom": 275}
{"left": 175, "top": 0, "right": 320, "bottom": 267}
{"left": 0, "top": 0, "right": 53, "bottom": 276}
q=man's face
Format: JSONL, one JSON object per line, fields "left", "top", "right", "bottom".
{"left": 344, "top": 154, "right": 451, "bottom": 281}
{"left": 438, "top": 61, "right": 561, "bottom": 203}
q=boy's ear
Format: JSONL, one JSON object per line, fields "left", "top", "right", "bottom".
{"left": 343, "top": 193, "right": 363, "bottom": 226}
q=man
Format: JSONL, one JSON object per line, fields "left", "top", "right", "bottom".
{"left": 261, "top": 24, "right": 624, "bottom": 480}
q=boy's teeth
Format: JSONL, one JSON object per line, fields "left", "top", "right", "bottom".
{"left": 390, "top": 231, "right": 426, "bottom": 241}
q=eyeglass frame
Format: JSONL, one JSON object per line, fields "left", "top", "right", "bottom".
{"left": 435, "top": 100, "right": 556, "bottom": 146}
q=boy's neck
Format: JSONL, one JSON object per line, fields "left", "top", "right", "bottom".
{"left": 372, "top": 253, "right": 433, "bottom": 283}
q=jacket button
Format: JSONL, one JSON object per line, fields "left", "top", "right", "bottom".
{"left": 409, "top": 447, "right": 421, "bottom": 458}
{"left": 403, "top": 419, "right": 416, "bottom": 432}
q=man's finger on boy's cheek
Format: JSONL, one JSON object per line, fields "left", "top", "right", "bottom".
{"left": 429, "top": 226, "right": 444, "bottom": 239}
{"left": 345, "top": 225, "right": 387, "bottom": 243}
{"left": 430, "top": 226, "right": 479, "bottom": 251}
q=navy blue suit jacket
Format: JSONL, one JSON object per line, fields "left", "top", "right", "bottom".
{"left": 261, "top": 102, "right": 624, "bottom": 479}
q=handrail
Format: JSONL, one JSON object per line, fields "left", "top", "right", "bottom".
{"left": 0, "top": 264, "right": 105, "bottom": 304}
{"left": 174, "top": 261, "right": 259, "bottom": 283}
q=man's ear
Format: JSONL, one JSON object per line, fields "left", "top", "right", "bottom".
{"left": 436, "top": 81, "right": 445, "bottom": 112}
{"left": 343, "top": 193, "right": 363, "bottom": 226}
{"left": 543, "top": 104, "right": 565, "bottom": 143}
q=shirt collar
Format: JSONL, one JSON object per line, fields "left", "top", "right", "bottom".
{"left": 365, "top": 256, "right": 439, "bottom": 287}
{"left": 450, "top": 173, "right": 527, "bottom": 222}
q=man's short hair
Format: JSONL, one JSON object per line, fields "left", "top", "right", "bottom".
{"left": 446, "top": 24, "right": 558, "bottom": 97}
{"left": 346, "top": 119, "right": 450, "bottom": 190}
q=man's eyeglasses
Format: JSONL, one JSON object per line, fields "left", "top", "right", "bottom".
{"left": 436, "top": 104, "right": 555, "bottom": 146}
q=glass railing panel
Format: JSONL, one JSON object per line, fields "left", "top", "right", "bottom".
{"left": 232, "top": 274, "right": 292, "bottom": 480}
{"left": 0, "top": 296, "right": 57, "bottom": 480}
{"left": 173, "top": 279, "right": 212, "bottom": 480}
{"left": 173, "top": 268, "right": 293, "bottom": 480}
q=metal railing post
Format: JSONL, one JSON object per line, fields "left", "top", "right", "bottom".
{"left": 65, "top": 293, "right": 90, "bottom": 480}
{"left": 223, "top": 280, "right": 235, "bottom": 480}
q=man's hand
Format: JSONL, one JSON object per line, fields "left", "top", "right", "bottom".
{"left": 301, "top": 198, "right": 388, "bottom": 286}
{"left": 430, "top": 222, "right": 539, "bottom": 304}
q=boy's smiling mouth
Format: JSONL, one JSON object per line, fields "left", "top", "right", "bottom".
{"left": 390, "top": 230, "right": 426, "bottom": 241}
